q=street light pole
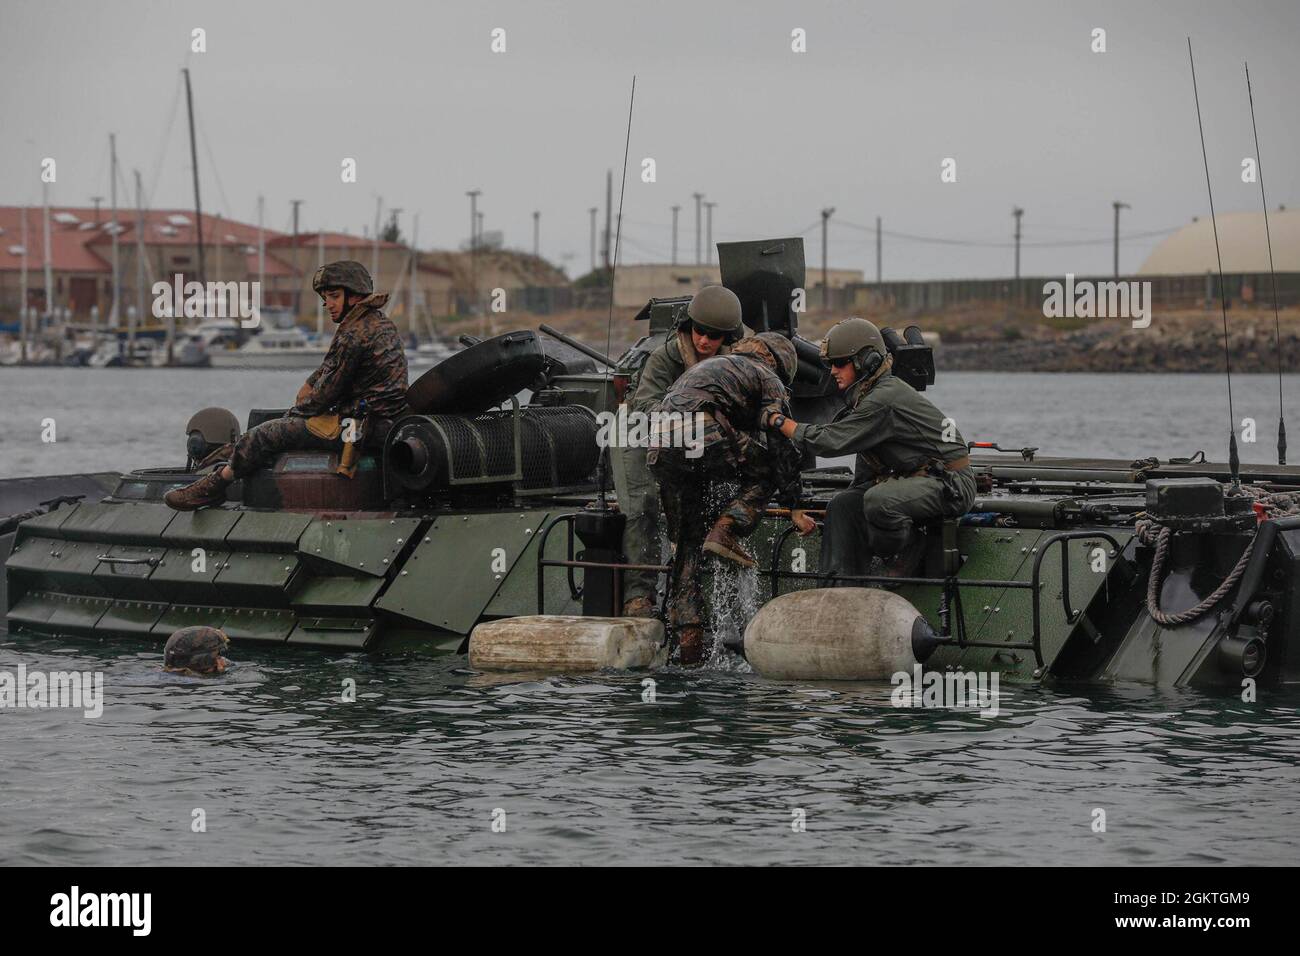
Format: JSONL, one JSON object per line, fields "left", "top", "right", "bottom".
{"left": 1113, "top": 200, "right": 1130, "bottom": 277}
{"left": 1012, "top": 206, "right": 1024, "bottom": 280}
{"left": 466, "top": 189, "right": 480, "bottom": 315}
{"left": 704, "top": 201, "right": 716, "bottom": 265}
{"left": 693, "top": 192, "right": 704, "bottom": 265}
{"left": 821, "top": 206, "right": 835, "bottom": 310}
{"left": 671, "top": 205, "right": 680, "bottom": 265}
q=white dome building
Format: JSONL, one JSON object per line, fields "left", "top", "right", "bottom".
{"left": 1139, "top": 208, "right": 1300, "bottom": 275}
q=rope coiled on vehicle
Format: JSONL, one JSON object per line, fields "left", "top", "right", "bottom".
{"left": 1135, "top": 485, "right": 1299, "bottom": 627}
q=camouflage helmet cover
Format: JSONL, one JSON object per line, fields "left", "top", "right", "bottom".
{"left": 312, "top": 260, "right": 374, "bottom": 297}
{"left": 734, "top": 333, "right": 798, "bottom": 386}
{"left": 164, "top": 625, "right": 230, "bottom": 674}
{"left": 685, "top": 284, "right": 743, "bottom": 336}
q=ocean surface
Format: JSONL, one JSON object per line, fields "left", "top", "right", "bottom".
{"left": 2, "top": 367, "right": 1299, "bottom": 865}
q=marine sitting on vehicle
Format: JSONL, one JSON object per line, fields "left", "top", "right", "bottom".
{"left": 648, "top": 332, "right": 804, "bottom": 664}
{"left": 615, "top": 285, "right": 741, "bottom": 618}
{"left": 164, "top": 260, "right": 410, "bottom": 511}
{"left": 766, "top": 317, "right": 975, "bottom": 580}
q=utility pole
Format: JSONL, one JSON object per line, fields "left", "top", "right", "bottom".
{"left": 108, "top": 133, "right": 120, "bottom": 335}
{"left": 820, "top": 206, "right": 835, "bottom": 310}
{"left": 290, "top": 199, "right": 303, "bottom": 316}
{"left": 876, "top": 215, "right": 882, "bottom": 284}
{"left": 693, "top": 192, "right": 704, "bottom": 265}
{"left": 1012, "top": 206, "right": 1024, "bottom": 280}
{"left": 671, "top": 204, "right": 680, "bottom": 265}
{"left": 91, "top": 196, "right": 103, "bottom": 221}
{"left": 533, "top": 210, "right": 539, "bottom": 258}
{"left": 182, "top": 67, "right": 206, "bottom": 287}
{"left": 1112, "top": 200, "right": 1130, "bottom": 278}
{"left": 588, "top": 207, "right": 597, "bottom": 272}
{"left": 133, "top": 170, "right": 145, "bottom": 359}
{"left": 604, "top": 170, "right": 613, "bottom": 271}
{"left": 466, "top": 190, "right": 480, "bottom": 316}
{"left": 704, "top": 201, "right": 717, "bottom": 266}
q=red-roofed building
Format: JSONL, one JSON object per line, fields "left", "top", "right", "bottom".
{"left": 2, "top": 206, "right": 473, "bottom": 334}
{"left": 0, "top": 205, "right": 301, "bottom": 324}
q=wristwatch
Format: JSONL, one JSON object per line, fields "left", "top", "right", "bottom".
{"left": 770, "top": 413, "right": 787, "bottom": 430}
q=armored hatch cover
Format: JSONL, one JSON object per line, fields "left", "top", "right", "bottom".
{"left": 407, "top": 330, "right": 548, "bottom": 414}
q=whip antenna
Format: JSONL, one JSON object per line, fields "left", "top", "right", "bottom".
{"left": 1188, "top": 38, "right": 1240, "bottom": 490}
{"left": 604, "top": 75, "right": 636, "bottom": 364}
{"left": 1245, "top": 61, "right": 1287, "bottom": 465}
{"left": 595, "top": 75, "right": 636, "bottom": 508}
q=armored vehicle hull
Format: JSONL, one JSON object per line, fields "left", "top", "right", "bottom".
{"left": 4, "top": 239, "right": 1297, "bottom": 691}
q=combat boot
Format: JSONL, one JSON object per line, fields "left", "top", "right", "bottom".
{"left": 164, "top": 471, "right": 232, "bottom": 511}
{"left": 881, "top": 529, "right": 927, "bottom": 580}
{"left": 703, "top": 517, "right": 756, "bottom": 568}
{"left": 677, "top": 625, "right": 707, "bottom": 666}
{"left": 622, "top": 595, "right": 657, "bottom": 618}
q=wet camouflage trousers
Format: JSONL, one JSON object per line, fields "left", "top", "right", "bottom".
{"left": 612, "top": 444, "right": 663, "bottom": 604}
{"left": 227, "top": 415, "right": 344, "bottom": 478}
{"left": 819, "top": 469, "right": 977, "bottom": 581}
{"left": 649, "top": 423, "right": 778, "bottom": 633}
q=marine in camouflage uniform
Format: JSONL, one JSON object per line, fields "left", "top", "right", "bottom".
{"left": 772, "top": 318, "right": 976, "bottom": 581}
{"left": 613, "top": 286, "right": 740, "bottom": 617}
{"left": 165, "top": 261, "right": 410, "bottom": 510}
{"left": 648, "top": 333, "right": 802, "bottom": 664}
{"left": 163, "top": 625, "right": 231, "bottom": 676}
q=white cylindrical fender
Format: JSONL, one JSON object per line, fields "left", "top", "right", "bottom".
{"left": 469, "top": 615, "right": 667, "bottom": 672}
{"left": 744, "top": 587, "right": 937, "bottom": 680}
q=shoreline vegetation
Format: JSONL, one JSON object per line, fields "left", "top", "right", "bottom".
{"left": 439, "top": 304, "right": 1300, "bottom": 374}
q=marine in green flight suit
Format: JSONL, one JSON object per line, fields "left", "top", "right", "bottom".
{"left": 767, "top": 318, "right": 976, "bottom": 580}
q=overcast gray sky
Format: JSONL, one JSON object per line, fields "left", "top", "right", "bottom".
{"left": 2, "top": 0, "right": 1297, "bottom": 280}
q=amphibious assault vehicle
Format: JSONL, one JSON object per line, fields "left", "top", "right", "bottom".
{"left": 2, "top": 238, "right": 1297, "bottom": 691}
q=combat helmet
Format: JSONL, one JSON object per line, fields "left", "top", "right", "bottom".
{"left": 684, "top": 285, "right": 743, "bottom": 341}
{"left": 312, "top": 260, "right": 374, "bottom": 297}
{"left": 164, "top": 625, "right": 231, "bottom": 676}
{"left": 820, "top": 317, "right": 887, "bottom": 378}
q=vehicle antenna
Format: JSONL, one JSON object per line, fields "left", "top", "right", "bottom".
{"left": 1245, "top": 61, "right": 1286, "bottom": 465}
{"left": 1188, "top": 39, "right": 1240, "bottom": 491}
{"left": 596, "top": 75, "right": 636, "bottom": 507}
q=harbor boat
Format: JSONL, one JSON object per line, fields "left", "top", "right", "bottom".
{"left": 208, "top": 325, "right": 328, "bottom": 370}
{"left": 1, "top": 238, "right": 1294, "bottom": 690}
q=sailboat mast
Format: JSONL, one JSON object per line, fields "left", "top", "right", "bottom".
{"left": 109, "top": 133, "right": 120, "bottom": 337}
{"left": 183, "top": 67, "right": 206, "bottom": 287}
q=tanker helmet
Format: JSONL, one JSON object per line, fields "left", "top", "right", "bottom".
{"left": 685, "top": 285, "right": 743, "bottom": 341}
{"left": 312, "top": 260, "right": 374, "bottom": 298}
{"left": 820, "top": 317, "right": 887, "bottom": 378}
{"left": 755, "top": 332, "right": 798, "bottom": 386}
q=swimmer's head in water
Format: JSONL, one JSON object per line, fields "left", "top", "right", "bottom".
{"left": 163, "top": 626, "right": 230, "bottom": 676}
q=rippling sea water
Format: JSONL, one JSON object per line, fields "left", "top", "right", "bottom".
{"left": 2, "top": 367, "right": 1300, "bottom": 865}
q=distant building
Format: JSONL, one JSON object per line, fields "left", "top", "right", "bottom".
{"left": 0, "top": 206, "right": 470, "bottom": 333}
{"left": 1139, "top": 208, "right": 1300, "bottom": 275}
{"left": 267, "top": 232, "right": 454, "bottom": 323}
{"left": 609, "top": 262, "right": 864, "bottom": 309}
